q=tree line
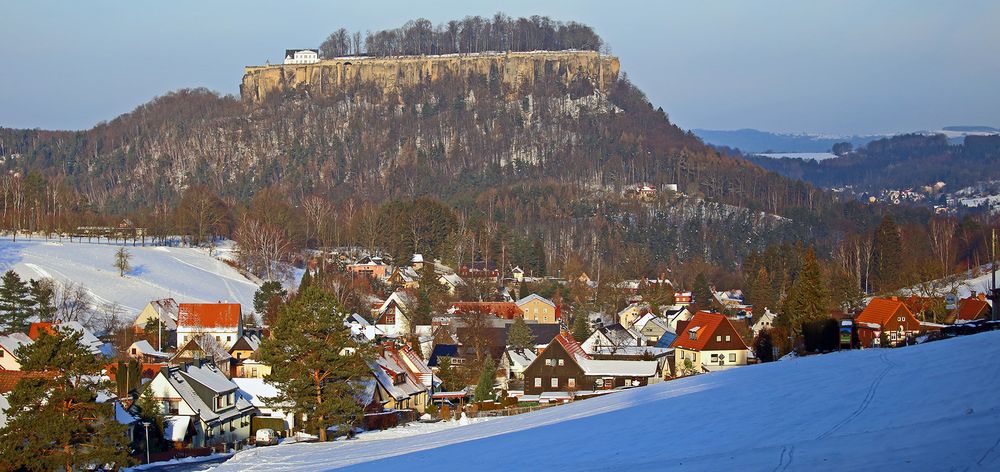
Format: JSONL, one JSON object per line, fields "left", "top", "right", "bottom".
{"left": 320, "top": 13, "right": 604, "bottom": 58}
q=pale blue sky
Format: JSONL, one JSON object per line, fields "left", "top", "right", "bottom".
{"left": 1, "top": 0, "right": 998, "bottom": 135}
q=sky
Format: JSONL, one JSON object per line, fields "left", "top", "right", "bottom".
{"left": 1, "top": 0, "right": 998, "bottom": 135}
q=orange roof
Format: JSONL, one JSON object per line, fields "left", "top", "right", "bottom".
{"left": 178, "top": 303, "right": 242, "bottom": 329}
{"left": 0, "top": 370, "right": 53, "bottom": 393}
{"left": 957, "top": 298, "right": 991, "bottom": 322}
{"left": 669, "top": 311, "right": 749, "bottom": 351}
{"left": 27, "top": 322, "right": 56, "bottom": 340}
{"left": 856, "top": 298, "right": 912, "bottom": 326}
{"left": 451, "top": 302, "right": 524, "bottom": 320}
{"left": 104, "top": 362, "right": 168, "bottom": 381}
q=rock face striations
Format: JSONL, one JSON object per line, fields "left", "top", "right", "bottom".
{"left": 241, "top": 50, "right": 620, "bottom": 103}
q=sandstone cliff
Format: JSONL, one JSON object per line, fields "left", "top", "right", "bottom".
{"left": 241, "top": 50, "right": 620, "bottom": 103}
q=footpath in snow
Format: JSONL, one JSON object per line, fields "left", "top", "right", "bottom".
{"left": 214, "top": 331, "right": 1000, "bottom": 471}
{"left": 0, "top": 238, "right": 258, "bottom": 315}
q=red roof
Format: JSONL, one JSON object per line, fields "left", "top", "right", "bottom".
{"left": 27, "top": 322, "right": 56, "bottom": 340}
{"left": 669, "top": 311, "right": 749, "bottom": 351}
{"left": 552, "top": 331, "right": 589, "bottom": 360}
{"left": 957, "top": 298, "right": 991, "bottom": 322}
{"left": 856, "top": 298, "right": 912, "bottom": 327}
{"left": 178, "top": 303, "right": 242, "bottom": 329}
{"left": 451, "top": 302, "right": 523, "bottom": 320}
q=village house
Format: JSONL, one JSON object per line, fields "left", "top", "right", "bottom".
{"left": 374, "top": 290, "right": 418, "bottom": 337}
{"left": 674, "top": 292, "right": 693, "bottom": 306}
{"left": 632, "top": 312, "right": 671, "bottom": 344}
{"left": 176, "top": 303, "right": 244, "bottom": 350}
{"left": 502, "top": 348, "right": 537, "bottom": 387}
{"left": 0, "top": 333, "right": 33, "bottom": 371}
{"left": 855, "top": 297, "right": 923, "bottom": 347}
{"left": 368, "top": 343, "right": 437, "bottom": 414}
{"left": 522, "top": 332, "right": 658, "bottom": 395}
{"left": 283, "top": 48, "right": 320, "bottom": 64}
{"left": 347, "top": 255, "right": 391, "bottom": 280}
{"left": 512, "top": 266, "right": 525, "bottom": 282}
{"left": 451, "top": 301, "right": 523, "bottom": 320}
{"left": 582, "top": 323, "right": 644, "bottom": 355}
{"left": 438, "top": 273, "right": 467, "bottom": 295}
{"left": 459, "top": 259, "right": 500, "bottom": 279}
{"left": 172, "top": 334, "right": 232, "bottom": 374}
{"left": 126, "top": 340, "right": 171, "bottom": 363}
{"left": 670, "top": 311, "right": 751, "bottom": 375}
{"left": 749, "top": 309, "right": 777, "bottom": 336}
{"left": 147, "top": 361, "right": 255, "bottom": 449}
{"left": 663, "top": 305, "right": 694, "bottom": 332}
{"left": 516, "top": 294, "right": 559, "bottom": 324}
{"left": 132, "top": 298, "right": 179, "bottom": 349}
{"left": 386, "top": 266, "right": 421, "bottom": 289}
{"left": 234, "top": 378, "right": 295, "bottom": 436}
{"left": 229, "top": 334, "right": 266, "bottom": 378}
{"left": 954, "top": 295, "right": 992, "bottom": 323}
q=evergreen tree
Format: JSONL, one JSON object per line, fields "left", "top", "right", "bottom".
{"left": 746, "top": 267, "right": 776, "bottom": 311}
{"left": 254, "top": 281, "right": 287, "bottom": 313}
{"left": 571, "top": 312, "right": 591, "bottom": 343}
{"left": 135, "top": 384, "right": 167, "bottom": 455}
{"left": 778, "top": 248, "right": 830, "bottom": 338}
{"left": 0, "top": 329, "right": 132, "bottom": 470}
{"left": 871, "top": 215, "right": 903, "bottom": 292}
{"left": 692, "top": 272, "right": 713, "bottom": 310}
{"left": 436, "top": 356, "right": 461, "bottom": 392}
{"left": 29, "top": 278, "right": 57, "bottom": 322}
{"left": 474, "top": 354, "right": 496, "bottom": 402}
{"left": 0, "top": 270, "right": 33, "bottom": 334}
{"left": 507, "top": 316, "right": 534, "bottom": 350}
{"left": 259, "top": 286, "right": 372, "bottom": 441}
{"left": 298, "top": 269, "right": 313, "bottom": 292}
{"left": 754, "top": 329, "right": 775, "bottom": 362}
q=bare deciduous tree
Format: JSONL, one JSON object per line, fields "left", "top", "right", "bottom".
{"left": 234, "top": 215, "right": 291, "bottom": 281}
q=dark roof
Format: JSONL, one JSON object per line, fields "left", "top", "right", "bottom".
{"left": 428, "top": 344, "right": 459, "bottom": 367}
{"left": 455, "top": 324, "right": 562, "bottom": 350}
{"left": 655, "top": 331, "right": 678, "bottom": 348}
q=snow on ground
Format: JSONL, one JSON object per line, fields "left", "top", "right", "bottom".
{"left": 214, "top": 331, "right": 1000, "bottom": 471}
{"left": 0, "top": 237, "right": 259, "bottom": 316}
{"left": 755, "top": 152, "right": 839, "bottom": 161}
{"left": 903, "top": 264, "right": 998, "bottom": 301}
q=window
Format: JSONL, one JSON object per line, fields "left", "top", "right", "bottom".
{"left": 568, "top": 378, "right": 576, "bottom": 388}
{"left": 227, "top": 336, "right": 232, "bottom": 342}
{"left": 251, "top": 367, "right": 258, "bottom": 377}
{"left": 689, "top": 332, "right": 696, "bottom": 340}
{"left": 551, "top": 378, "right": 558, "bottom": 388}
{"left": 0, "top": 350, "right": 4, "bottom": 358}
{"left": 711, "top": 354, "right": 719, "bottom": 362}
{"left": 215, "top": 336, "right": 221, "bottom": 342}
{"left": 545, "top": 359, "right": 552, "bottom": 366}
{"left": 558, "top": 359, "right": 564, "bottom": 366}
{"left": 236, "top": 352, "right": 242, "bottom": 359}
{"left": 725, "top": 335, "right": 731, "bottom": 342}
{"left": 729, "top": 353, "right": 736, "bottom": 362}
{"left": 716, "top": 335, "right": 721, "bottom": 342}
{"left": 534, "top": 377, "right": 542, "bottom": 387}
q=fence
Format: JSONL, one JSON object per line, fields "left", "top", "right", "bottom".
{"left": 471, "top": 403, "right": 557, "bottom": 418}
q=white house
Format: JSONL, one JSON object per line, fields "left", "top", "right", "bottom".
{"left": 126, "top": 340, "right": 171, "bottom": 362}
{"left": 750, "top": 309, "right": 777, "bottom": 336}
{"left": 283, "top": 48, "right": 320, "bottom": 64}
{"left": 373, "top": 291, "right": 417, "bottom": 337}
{"left": 176, "top": 303, "right": 244, "bottom": 350}
{"left": 669, "top": 312, "right": 751, "bottom": 375}
{"left": 581, "top": 324, "right": 644, "bottom": 355}
{"left": 663, "top": 306, "right": 693, "bottom": 332}
{"left": 234, "top": 378, "right": 294, "bottom": 434}
{"left": 0, "top": 333, "right": 33, "bottom": 371}
{"left": 147, "top": 362, "right": 255, "bottom": 448}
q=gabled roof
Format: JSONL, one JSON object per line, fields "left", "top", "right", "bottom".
{"left": 956, "top": 298, "right": 991, "bottom": 322}
{"left": 147, "top": 298, "right": 180, "bottom": 329}
{"left": 228, "top": 334, "right": 261, "bottom": 354}
{"left": 856, "top": 298, "right": 913, "bottom": 327}
{"left": 427, "top": 344, "right": 459, "bottom": 367}
{"left": 157, "top": 362, "right": 253, "bottom": 425}
{"left": 128, "top": 340, "right": 170, "bottom": 359}
{"left": 552, "top": 332, "right": 589, "bottom": 361}
{"left": 516, "top": 294, "right": 555, "bottom": 308}
{"left": 0, "top": 333, "right": 32, "bottom": 358}
{"left": 173, "top": 335, "right": 232, "bottom": 363}
{"left": 669, "top": 311, "right": 749, "bottom": 351}
{"left": 177, "top": 303, "right": 242, "bottom": 330}
{"left": 506, "top": 348, "right": 537, "bottom": 369}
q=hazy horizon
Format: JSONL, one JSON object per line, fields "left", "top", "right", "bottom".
{"left": 1, "top": 0, "right": 998, "bottom": 135}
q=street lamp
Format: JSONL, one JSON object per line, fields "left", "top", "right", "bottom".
{"left": 142, "top": 421, "right": 151, "bottom": 464}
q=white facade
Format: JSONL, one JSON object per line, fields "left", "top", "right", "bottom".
{"left": 284, "top": 49, "right": 320, "bottom": 64}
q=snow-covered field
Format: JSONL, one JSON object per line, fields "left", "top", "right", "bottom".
{"left": 214, "top": 331, "right": 1000, "bottom": 471}
{"left": 0, "top": 238, "right": 258, "bottom": 315}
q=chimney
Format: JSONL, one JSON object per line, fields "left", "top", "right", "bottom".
{"left": 890, "top": 296, "right": 898, "bottom": 301}
{"left": 979, "top": 292, "right": 987, "bottom": 301}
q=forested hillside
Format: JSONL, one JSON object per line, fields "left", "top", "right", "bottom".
{"left": 745, "top": 133, "right": 1000, "bottom": 191}
{"left": 0, "top": 15, "right": 938, "bottom": 290}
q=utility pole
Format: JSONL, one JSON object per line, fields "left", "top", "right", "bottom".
{"left": 992, "top": 228, "right": 998, "bottom": 322}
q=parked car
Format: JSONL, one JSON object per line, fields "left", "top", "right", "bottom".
{"left": 255, "top": 428, "right": 279, "bottom": 446}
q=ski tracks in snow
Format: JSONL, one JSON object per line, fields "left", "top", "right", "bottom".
{"left": 815, "top": 350, "right": 895, "bottom": 441}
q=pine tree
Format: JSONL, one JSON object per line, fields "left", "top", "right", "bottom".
{"left": 474, "top": 354, "right": 497, "bottom": 402}
{"left": 692, "top": 272, "right": 713, "bottom": 310}
{"left": 254, "top": 281, "right": 287, "bottom": 313}
{"left": 135, "top": 384, "right": 167, "bottom": 455}
{"left": 436, "top": 356, "right": 460, "bottom": 392}
{"left": 0, "top": 270, "right": 33, "bottom": 334}
{"left": 259, "top": 286, "right": 373, "bottom": 441}
{"left": 0, "top": 328, "right": 132, "bottom": 470}
{"left": 298, "top": 269, "right": 313, "bottom": 292}
{"left": 507, "top": 316, "right": 534, "bottom": 350}
{"left": 871, "top": 215, "right": 903, "bottom": 292}
{"left": 746, "top": 267, "right": 776, "bottom": 311}
{"left": 571, "top": 312, "right": 591, "bottom": 343}
{"left": 778, "top": 248, "right": 829, "bottom": 338}
{"left": 754, "top": 329, "right": 775, "bottom": 362}
{"left": 29, "top": 278, "right": 56, "bottom": 322}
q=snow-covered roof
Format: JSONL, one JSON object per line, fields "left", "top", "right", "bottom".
{"left": 576, "top": 358, "right": 658, "bottom": 377}
{"left": 129, "top": 340, "right": 170, "bottom": 358}
{"left": 0, "top": 333, "right": 32, "bottom": 357}
{"left": 516, "top": 293, "right": 556, "bottom": 308}
{"left": 115, "top": 401, "right": 139, "bottom": 425}
{"left": 233, "top": 378, "right": 281, "bottom": 408}
{"left": 506, "top": 349, "right": 537, "bottom": 370}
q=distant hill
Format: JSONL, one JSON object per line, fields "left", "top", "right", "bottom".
{"left": 692, "top": 128, "right": 877, "bottom": 153}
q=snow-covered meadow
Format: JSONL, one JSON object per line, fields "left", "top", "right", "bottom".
{"left": 214, "top": 331, "right": 1000, "bottom": 471}
{"left": 0, "top": 238, "right": 259, "bottom": 316}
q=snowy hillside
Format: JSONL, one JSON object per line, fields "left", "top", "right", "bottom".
{"left": 215, "top": 332, "right": 1000, "bottom": 471}
{"left": 903, "top": 265, "right": 999, "bottom": 301}
{"left": 0, "top": 238, "right": 259, "bottom": 315}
